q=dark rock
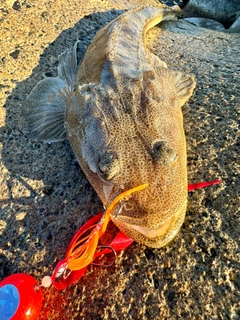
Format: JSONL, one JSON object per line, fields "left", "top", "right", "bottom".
{"left": 9, "top": 49, "right": 21, "bottom": 59}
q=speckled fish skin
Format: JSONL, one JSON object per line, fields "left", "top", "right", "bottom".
{"left": 22, "top": 4, "right": 196, "bottom": 248}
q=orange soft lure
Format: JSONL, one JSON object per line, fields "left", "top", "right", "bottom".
{"left": 51, "top": 184, "right": 148, "bottom": 289}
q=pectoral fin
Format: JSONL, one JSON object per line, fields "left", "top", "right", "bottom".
{"left": 20, "top": 42, "right": 79, "bottom": 142}
{"left": 157, "top": 67, "right": 196, "bottom": 107}
{"left": 171, "top": 69, "right": 196, "bottom": 106}
{"left": 20, "top": 77, "right": 67, "bottom": 142}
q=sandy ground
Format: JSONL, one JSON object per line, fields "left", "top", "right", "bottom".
{"left": 0, "top": 0, "right": 239, "bottom": 319}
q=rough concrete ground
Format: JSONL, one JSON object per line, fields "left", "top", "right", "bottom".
{"left": 0, "top": 0, "right": 239, "bottom": 319}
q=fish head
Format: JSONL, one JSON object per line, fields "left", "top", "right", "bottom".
{"left": 68, "top": 78, "right": 189, "bottom": 248}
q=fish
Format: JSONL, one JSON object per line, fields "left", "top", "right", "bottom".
{"left": 20, "top": 4, "right": 196, "bottom": 248}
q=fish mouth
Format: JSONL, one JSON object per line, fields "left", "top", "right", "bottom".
{"left": 110, "top": 199, "right": 187, "bottom": 247}
{"left": 118, "top": 210, "right": 182, "bottom": 239}
{"left": 125, "top": 222, "right": 173, "bottom": 239}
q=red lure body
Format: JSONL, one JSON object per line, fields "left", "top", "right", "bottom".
{"left": 188, "top": 180, "right": 221, "bottom": 191}
{"left": 51, "top": 212, "right": 133, "bottom": 290}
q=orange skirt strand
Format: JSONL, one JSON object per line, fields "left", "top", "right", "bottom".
{"left": 66, "top": 184, "right": 148, "bottom": 271}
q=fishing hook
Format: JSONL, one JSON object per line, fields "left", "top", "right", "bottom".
{"left": 91, "top": 245, "right": 117, "bottom": 267}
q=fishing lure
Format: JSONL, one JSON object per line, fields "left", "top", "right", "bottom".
{"left": 0, "top": 180, "right": 220, "bottom": 319}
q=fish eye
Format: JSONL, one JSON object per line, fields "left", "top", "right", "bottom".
{"left": 98, "top": 152, "right": 120, "bottom": 180}
{"left": 152, "top": 141, "right": 178, "bottom": 166}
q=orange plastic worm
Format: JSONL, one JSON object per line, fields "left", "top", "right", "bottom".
{"left": 67, "top": 183, "right": 148, "bottom": 271}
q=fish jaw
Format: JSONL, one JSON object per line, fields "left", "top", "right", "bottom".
{"left": 110, "top": 199, "right": 187, "bottom": 248}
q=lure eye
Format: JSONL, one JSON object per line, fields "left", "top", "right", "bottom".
{"left": 98, "top": 153, "right": 120, "bottom": 180}
{"left": 152, "top": 141, "right": 178, "bottom": 166}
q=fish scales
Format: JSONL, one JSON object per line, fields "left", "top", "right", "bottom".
{"left": 20, "top": 3, "right": 196, "bottom": 248}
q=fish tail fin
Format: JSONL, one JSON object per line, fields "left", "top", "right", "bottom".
{"left": 19, "top": 41, "right": 79, "bottom": 142}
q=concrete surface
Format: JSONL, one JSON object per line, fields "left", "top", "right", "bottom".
{"left": 0, "top": 0, "right": 239, "bottom": 319}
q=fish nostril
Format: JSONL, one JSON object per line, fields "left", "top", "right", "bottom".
{"left": 152, "top": 141, "right": 178, "bottom": 166}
